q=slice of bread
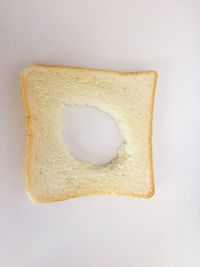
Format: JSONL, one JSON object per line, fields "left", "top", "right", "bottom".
{"left": 21, "top": 64, "right": 157, "bottom": 203}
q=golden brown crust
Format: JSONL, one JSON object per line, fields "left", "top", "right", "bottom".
{"left": 147, "top": 71, "right": 158, "bottom": 198}
{"left": 21, "top": 64, "right": 157, "bottom": 203}
{"left": 20, "top": 69, "right": 34, "bottom": 202}
{"left": 36, "top": 63, "right": 157, "bottom": 77}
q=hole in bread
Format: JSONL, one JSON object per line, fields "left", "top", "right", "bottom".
{"left": 62, "top": 105, "right": 123, "bottom": 166}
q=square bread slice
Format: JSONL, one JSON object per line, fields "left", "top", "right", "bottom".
{"left": 21, "top": 64, "right": 157, "bottom": 203}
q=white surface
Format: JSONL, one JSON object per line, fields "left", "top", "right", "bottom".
{"left": 1, "top": 0, "right": 200, "bottom": 266}
{"left": 63, "top": 105, "right": 124, "bottom": 166}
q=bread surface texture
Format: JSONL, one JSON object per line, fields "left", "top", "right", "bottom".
{"left": 21, "top": 64, "right": 157, "bottom": 203}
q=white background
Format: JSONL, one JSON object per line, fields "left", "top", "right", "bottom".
{"left": 1, "top": 0, "right": 200, "bottom": 266}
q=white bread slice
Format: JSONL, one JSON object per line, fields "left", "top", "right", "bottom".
{"left": 21, "top": 64, "right": 157, "bottom": 203}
